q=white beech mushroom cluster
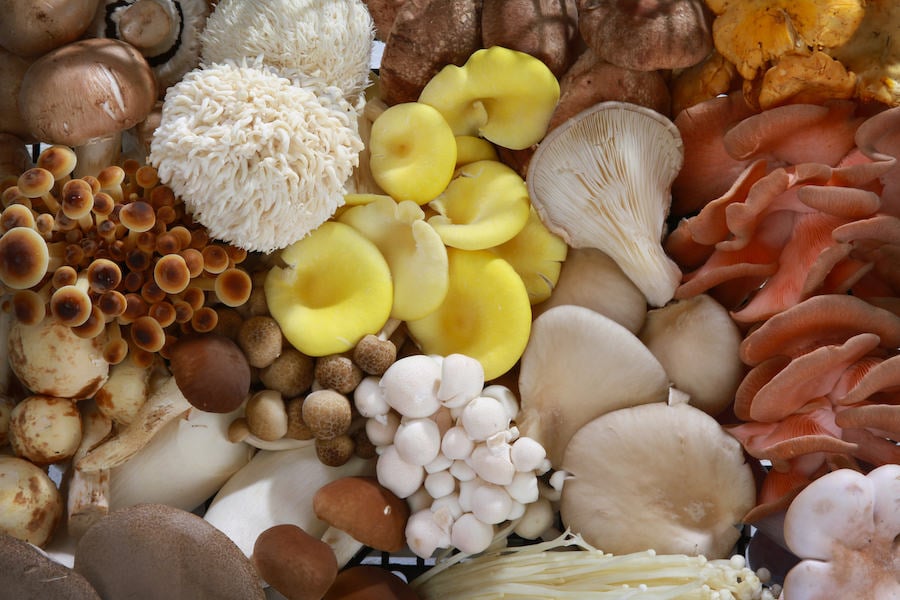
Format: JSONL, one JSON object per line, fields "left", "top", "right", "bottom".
{"left": 355, "top": 352, "right": 552, "bottom": 558}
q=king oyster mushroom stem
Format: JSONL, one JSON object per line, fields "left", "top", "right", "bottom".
{"left": 67, "top": 400, "right": 113, "bottom": 538}
{"left": 76, "top": 375, "right": 190, "bottom": 472}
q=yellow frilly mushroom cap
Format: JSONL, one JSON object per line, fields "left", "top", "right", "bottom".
{"left": 368, "top": 102, "right": 457, "bottom": 205}
{"left": 418, "top": 46, "right": 560, "bottom": 150}
{"left": 428, "top": 160, "right": 531, "bottom": 251}
{"left": 406, "top": 247, "right": 531, "bottom": 381}
{"left": 264, "top": 221, "right": 393, "bottom": 357}
{"left": 339, "top": 196, "right": 449, "bottom": 321}
{"left": 489, "top": 206, "right": 568, "bottom": 305}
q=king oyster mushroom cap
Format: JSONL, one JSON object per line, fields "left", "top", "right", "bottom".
{"left": 639, "top": 294, "right": 745, "bottom": 417}
{"left": 560, "top": 401, "right": 757, "bottom": 559}
{"left": 517, "top": 304, "right": 670, "bottom": 466}
{"left": 8, "top": 316, "right": 108, "bottom": 400}
{"left": 526, "top": 101, "right": 685, "bottom": 307}
{"left": 203, "top": 444, "right": 374, "bottom": 557}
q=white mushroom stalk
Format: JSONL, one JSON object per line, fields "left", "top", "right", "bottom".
{"left": 411, "top": 530, "right": 772, "bottom": 600}
{"left": 526, "top": 101, "right": 685, "bottom": 307}
{"left": 360, "top": 352, "right": 552, "bottom": 558}
{"left": 67, "top": 400, "right": 112, "bottom": 538}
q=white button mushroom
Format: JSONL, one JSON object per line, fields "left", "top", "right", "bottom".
{"left": 365, "top": 410, "right": 400, "bottom": 447}
{"left": 468, "top": 443, "right": 515, "bottom": 486}
{"left": 431, "top": 493, "right": 463, "bottom": 521}
{"left": 393, "top": 417, "right": 441, "bottom": 466}
{"left": 441, "top": 426, "right": 474, "bottom": 460}
{"left": 471, "top": 482, "right": 513, "bottom": 525}
{"left": 353, "top": 375, "right": 389, "bottom": 419}
{"left": 379, "top": 355, "right": 442, "bottom": 418}
{"left": 460, "top": 395, "right": 510, "bottom": 441}
{"left": 437, "top": 354, "right": 484, "bottom": 408}
{"left": 424, "top": 470, "right": 456, "bottom": 499}
{"left": 375, "top": 445, "right": 425, "bottom": 499}
{"left": 424, "top": 452, "right": 453, "bottom": 474}
{"left": 506, "top": 471, "right": 540, "bottom": 504}
{"left": 449, "top": 459, "right": 477, "bottom": 482}
{"left": 405, "top": 509, "right": 451, "bottom": 559}
{"left": 513, "top": 497, "right": 556, "bottom": 540}
{"left": 450, "top": 512, "right": 494, "bottom": 555}
{"left": 510, "top": 436, "right": 547, "bottom": 472}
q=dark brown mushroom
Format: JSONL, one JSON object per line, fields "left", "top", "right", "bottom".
{"left": 168, "top": 332, "right": 251, "bottom": 413}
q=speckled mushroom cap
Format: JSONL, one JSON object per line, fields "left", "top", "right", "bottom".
{"left": 74, "top": 503, "right": 265, "bottom": 600}
{"left": 0, "top": 533, "right": 100, "bottom": 600}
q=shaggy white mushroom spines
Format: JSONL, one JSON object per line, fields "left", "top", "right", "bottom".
{"left": 148, "top": 60, "right": 364, "bottom": 253}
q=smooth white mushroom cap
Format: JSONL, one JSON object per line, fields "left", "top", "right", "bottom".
{"left": 376, "top": 444, "right": 425, "bottom": 499}
{"left": 460, "top": 396, "right": 510, "bottom": 441}
{"left": 514, "top": 497, "right": 555, "bottom": 540}
{"left": 437, "top": 353, "right": 485, "bottom": 408}
{"left": 424, "top": 470, "right": 456, "bottom": 499}
{"left": 468, "top": 443, "right": 515, "bottom": 486}
{"left": 353, "top": 375, "right": 389, "bottom": 419}
{"left": 425, "top": 452, "right": 453, "bottom": 474}
{"left": 506, "top": 471, "right": 540, "bottom": 504}
{"left": 471, "top": 482, "right": 513, "bottom": 525}
{"left": 365, "top": 410, "right": 400, "bottom": 446}
{"left": 480, "top": 385, "right": 520, "bottom": 422}
{"left": 379, "top": 355, "right": 442, "bottom": 418}
{"left": 510, "top": 437, "right": 547, "bottom": 472}
{"left": 406, "top": 509, "right": 451, "bottom": 558}
{"left": 441, "top": 426, "right": 475, "bottom": 460}
{"left": 450, "top": 460, "right": 477, "bottom": 482}
{"left": 394, "top": 417, "right": 441, "bottom": 466}
{"left": 450, "top": 512, "right": 494, "bottom": 555}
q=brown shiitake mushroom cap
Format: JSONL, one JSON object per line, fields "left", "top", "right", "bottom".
{"left": 73, "top": 503, "right": 265, "bottom": 600}
{"left": 0, "top": 532, "right": 100, "bottom": 599}
{"left": 168, "top": 332, "right": 251, "bottom": 413}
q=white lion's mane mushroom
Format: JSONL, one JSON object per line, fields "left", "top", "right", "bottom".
{"left": 88, "top": 0, "right": 210, "bottom": 93}
{"left": 7, "top": 316, "right": 109, "bottom": 400}
{"left": 149, "top": 60, "right": 364, "bottom": 253}
{"left": 559, "top": 402, "right": 756, "bottom": 559}
{"left": 200, "top": 0, "right": 374, "bottom": 104}
{"left": 18, "top": 38, "right": 158, "bottom": 177}
{"left": 782, "top": 465, "right": 900, "bottom": 600}
{"left": 527, "top": 101, "right": 684, "bottom": 307}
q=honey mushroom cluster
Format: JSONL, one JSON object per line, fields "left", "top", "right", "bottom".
{"left": 0, "top": 145, "right": 253, "bottom": 367}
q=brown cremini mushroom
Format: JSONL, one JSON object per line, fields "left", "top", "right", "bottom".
{"left": 251, "top": 524, "right": 338, "bottom": 600}
{"left": 168, "top": 332, "right": 251, "bottom": 413}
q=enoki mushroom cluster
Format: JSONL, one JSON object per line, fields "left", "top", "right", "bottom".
{"left": 0, "top": 145, "right": 252, "bottom": 367}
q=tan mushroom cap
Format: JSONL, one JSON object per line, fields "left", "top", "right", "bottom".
{"left": 0, "top": 227, "right": 49, "bottom": 289}
{"left": 0, "top": 455, "right": 64, "bottom": 548}
{"left": 19, "top": 38, "right": 157, "bottom": 146}
{"left": 560, "top": 402, "right": 757, "bottom": 559}
{"left": 518, "top": 305, "right": 669, "bottom": 466}
{"left": 313, "top": 476, "right": 410, "bottom": 553}
{"left": 73, "top": 503, "right": 265, "bottom": 600}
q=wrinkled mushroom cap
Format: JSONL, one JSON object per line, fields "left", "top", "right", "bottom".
{"left": 527, "top": 101, "right": 684, "bottom": 307}
{"left": 560, "top": 402, "right": 756, "bottom": 558}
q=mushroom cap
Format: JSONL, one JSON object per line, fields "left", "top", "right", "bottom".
{"left": 9, "top": 395, "right": 82, "bottom": 465}
{"left": 19, "top": 38, "right": 157, "bottom": 146}
{"left": 368, "top": 102, "right": 457, "bottom": 205}
{"left": 0, "top": 533, "right": 100, "bottom": 599}
{"left": 149, "top": 61, "right": 363, "bottom": 253}
{"left": 265, "top": 221, "right": 393, "bottom": 357}
{"left": 237, "top": 315, "right": 284, "bottom": 369}
{"left": 0, "top": 226, "right": 50, "bottom": 289}
{"left": 8, "top": 316, "right": 109, "bottom": 399}
{"left": 560, "top": 402, "right": 757, "bottom": 558}
{"left": 167, "top": 332, "right": 252, "bottom": 413}
{"left": 578, "top": 0, "right": 714, "bottom": 72}
{"left": 428, "top": 160, "right": 532, "bottom": 251}
{"left": 527, "top": 101, "right": 684, "bottom": 307}
{"left": 418, "top": 46, "right": 560, "bottom": 150}
{"left": 518, "top": 305, "right": 670, "bottom": 465}
{"left": 313, "top": 476, "right": 411, "bottom": 552}
{"left": 251, "top": 524, "right": 338, "bottom": 600}
{"left": 200, "top": 0, "right": 374, "bottom": 101}
{"left": 323, "top": 565, "right": 420, "bottom": 600}
{"left": 0, "top": 0, "right": 99, "bottom": 57}
{"left": 0, "top": 455, "right": 64, "bottom": 548}
{"left": 74, "top": 503, "right": 265, "bottom": 599}
{"left": 339, "top": 196, "right": 450, "bottom": 321}
{"left": 406, "top": 248, "right": 532, "bottom": 381}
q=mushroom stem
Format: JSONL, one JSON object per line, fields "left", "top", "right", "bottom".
{"left": 76, "top": 375, "right": 190, "bottom": 472}
{"left": 67, "top": 400, "right": 113, "bottom": 538}
{"left": 73, "top": 133, "right": 123, "bottom": 179}
{"left": 319, "top": 526, "right": 365, "bottom": 568}
{"left": 227, "top": 418, "right": 315, "bottom": 452}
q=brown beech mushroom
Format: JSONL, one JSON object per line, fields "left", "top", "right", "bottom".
{"left": 19, "top": 38, "right": 157, "bottom": 177}
{"left": 74, "top": 503, "right": 265, "bottom": 599}
{"left": 0, "top": 455, "right": 63, "bottom": 547}
{"left": 560, "top": 401, "right": 756, "bottom": 558}
{"left": 315, "top": 354, "right": 364, "bottom": 394}
{"left": 314, "top": 476, "right": 411, "bottom": 566}
{"left": 302, "top": 389, "right": 353, "bottom": 441}
{"left": 251, "top": 524, "right": 338, "bottom": 600}
{"left": 259, "top": 347, "right": 315, "bottom": 398}
{"left": 237, "top": 315, "right": 283, "bottom": 369}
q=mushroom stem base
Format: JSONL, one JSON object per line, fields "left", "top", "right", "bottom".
{"left": 320, "top": 526, "right": 365, "bottom": 569}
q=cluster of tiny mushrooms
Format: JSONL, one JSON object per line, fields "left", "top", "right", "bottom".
{"left": 0, "top": 0, "right": 898, "bottom": 599}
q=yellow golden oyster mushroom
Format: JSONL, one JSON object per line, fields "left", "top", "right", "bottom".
{"left": 339, "top": 196, "right": 449, "bottom": 321}
{"left": 488, "top": 206, "right": 568, "bottom": 305}
{"left": 368, "top": 102, "right": 457, "bottom": 205}
{"left": 418, "top": 46, "right": 560, "bottom": 150}
{"left": 427, "top": 160, "right": 531, "bottom": 251}
{"left": 454, "top": 135, "right": 498, "bottom": 167}
{"left": 264, "top": 221, "right": 393, "bottom": 357}
{"left": 406, "top": 248, "right": 531, "bottom": 381}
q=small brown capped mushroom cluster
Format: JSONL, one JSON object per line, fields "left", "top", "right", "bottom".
{"left": 0, "top": 145, "right": 253, "bottom": 367}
